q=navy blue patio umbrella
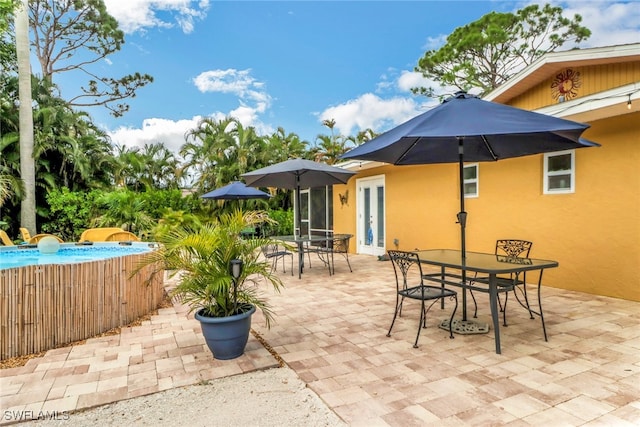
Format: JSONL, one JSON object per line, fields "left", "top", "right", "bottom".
{"left": 341, "top": 91, "right": 600, "bottom": 320}
{"left": 201, "top": 181, "right": 271, "bottom": 200}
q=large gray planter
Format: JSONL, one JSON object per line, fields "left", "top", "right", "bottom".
{"left": 195, "top": 305, "right": 256, "bottom": 360}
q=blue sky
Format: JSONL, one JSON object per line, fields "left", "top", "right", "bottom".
{"left": 55, "top": 1, "right": 640, "bottom": 154}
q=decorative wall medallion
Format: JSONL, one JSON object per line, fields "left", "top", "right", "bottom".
{"left": 551, "top": 69, "right": 581, "bottom": 102}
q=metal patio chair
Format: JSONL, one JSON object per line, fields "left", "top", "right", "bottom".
{"left": 261, "top": 243, "right": 293, "bottom": 276}
{"left": 329, "top": 234, "right": 353, "bottom": 274}
{"left": 387, "top": 250, "right": 458, "bottom": 348}
{"left": 469, "top": 239, "right": 537, "bottom": 327}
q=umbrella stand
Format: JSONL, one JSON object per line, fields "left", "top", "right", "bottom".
{"left": 457, "top": 138, "right": 468, "bottom": 317}
{"left": 295, "top": 177, "right": 304, "bottom": 276}
{"left": 439, "top": 138, "right": 490, "bottom": 335}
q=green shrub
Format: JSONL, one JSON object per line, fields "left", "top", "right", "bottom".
{"left": 264, "top": 209, "right": 293, "bottom": 236}
{"left": 43, "top": 188, "right": 103, "bottom": 240}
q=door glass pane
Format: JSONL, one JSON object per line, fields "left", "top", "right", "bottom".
{"left": 364, "top": 188, "right": 371, "bottom": 245}
{"left": 376, "top": 186, "right": 384, "bottom": 248}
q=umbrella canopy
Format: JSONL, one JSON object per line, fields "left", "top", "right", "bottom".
{"left": 201, "top": 181, "right": 271, "bottom": 200}
{"left": 242, "top": 158, "right": 356, "bottom": 189}
{"left": 342, "top": 91, "right": 599, "bottom": 165}
{"left": 341, "top": 91, "right": 600, "bottom": 320}
{"left": 242, "top": 158, "right": 356, "bottom": 235}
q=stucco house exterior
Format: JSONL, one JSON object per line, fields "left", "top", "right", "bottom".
{"left": 331, "top": 43, "right": 639, "bottom": 302}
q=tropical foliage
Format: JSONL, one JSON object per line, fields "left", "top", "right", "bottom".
{"left": 0, "top": 0, "right": 584, "bottom": 241}
{"left": 413, "top": 3, "right": 591, "bottom": 96}
{"left": 137, "top": 210, "right": 284, "bottom": 325}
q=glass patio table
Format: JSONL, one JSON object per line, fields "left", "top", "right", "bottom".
{"left": 272, "top": 235, "right": 335, "bottom": 279}
{"left": 413, "top": 249, "right": 559, "bottom": 354}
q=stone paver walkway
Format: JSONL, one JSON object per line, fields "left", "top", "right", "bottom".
{"left": 1, "top": 253, "right": 639, "bottom": 426}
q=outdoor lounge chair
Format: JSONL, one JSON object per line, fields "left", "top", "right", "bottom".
{"left": 79, "top": 227, "right": 125, "bottom": 242}
{"left": 29, "top": 234, "right": 64, "bottom": 244}
{"left": 0, "top": 230, "right": 14, "bottom": 246}
{"left": 387, "top": 250, "right": 458, "bottom": 348}
{"left": 19, "top": 227, "right": 32, "bottom": 242}
{"left": 105, "top": 231, "right": 140, "bottom": 242}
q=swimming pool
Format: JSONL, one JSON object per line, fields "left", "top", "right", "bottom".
{"left": 0, "top": 242, "right": 155, "bottom": 270}
{"left": 0, "top": 242, "right": 164, "bottom": 360}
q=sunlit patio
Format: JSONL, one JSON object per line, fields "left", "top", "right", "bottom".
{"left": 1, "top": 253, "right": 639, "bottom": 426}
{"left": 254, "top": 254, "right": 640, "bottom": 425}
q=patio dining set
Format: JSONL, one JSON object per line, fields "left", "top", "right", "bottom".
{"left": 260, "top": 233, "right": 354, "bottom": 279}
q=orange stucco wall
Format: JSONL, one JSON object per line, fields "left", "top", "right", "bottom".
{"left": 334, "top": 111, "right": 640, "bottom": 302}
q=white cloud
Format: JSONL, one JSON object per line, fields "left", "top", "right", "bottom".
{"left": 396, "top": 71, "right": 433, "bottom": 93}
{"left": 562, "top": 1, "right": 640, "bottom": 48}
{"left": 107, "top": 67, "right": 274, "bottom": 156}
{"left": 108, "top": 111, "right": 274, "bottom": 157}
{"left": 320, "top": 93, "right": 436, "bottom": 137}
{"left": 193, "top": 69, "right": 273, "bottom": 110}
{"left": 193, "top": 69, "right": 257, "bottom": 95}
{"left": 103, "top": 0, "right": 210, "bottom": 34}
{"left": 107, "top": 116, "right": 203, "bottom": 155}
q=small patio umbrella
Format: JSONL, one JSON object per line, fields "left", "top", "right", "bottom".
{"left": 201, "top": 181, "right": 271, "bottom": 200}
{"left": 341, "top": 91, "right": 600, "bottom": 321}
{"left": 241, "top": 158, "right": 356, "bottom": 236}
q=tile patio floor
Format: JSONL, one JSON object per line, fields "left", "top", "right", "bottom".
{"left": 1, "top": 253, "right": 639, "bottom": 426}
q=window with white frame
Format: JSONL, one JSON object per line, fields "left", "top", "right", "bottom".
{"left": 544, "top": 150, "right": 575, "bottom": 194}
{"left": 463, "top": 163, "right": 479, "bottom": 198}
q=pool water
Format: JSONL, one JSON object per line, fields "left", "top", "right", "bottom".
{"left": 0, "top": 244, "right": 154, "bottom": 270}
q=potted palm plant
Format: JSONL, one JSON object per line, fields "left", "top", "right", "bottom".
{"left": 139, "top": 210, "right": 283, "bottom": 360}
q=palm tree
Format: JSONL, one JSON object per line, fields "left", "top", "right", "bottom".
{"left": 33, "top": 96, "right": 113, "bottom": 191}
{"left": 312, "top": 119, "right": 355, "bottom": 164}
{"left": 0, "top": 174, "right": 13, "bottom": 207}
{"left": 94, "top": 190, "right": 154, "bottom": 235}
{"left": 138, "top": 142, "right": 180, "bottom": 190}
{"left": 181, "top": 117, "right": 236, "bottom": 193}
{"left": 181, "top": 117, "right": 267, "bottom": 194}
{"left": 263, "top": 127, "right": 308, "bottom": 163}
{"left": 138, "top": 210, "right": 283, "bottom": 324}
{"left": 15, "top": 0, "right": 36, "bottom": 232}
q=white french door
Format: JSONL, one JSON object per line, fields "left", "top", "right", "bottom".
{"left": 356, "top": 175, "right": 385, "bottom": 256}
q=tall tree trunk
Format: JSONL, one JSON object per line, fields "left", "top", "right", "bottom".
{"left": 15, "top": 0, "right": 37, "bottom": 233}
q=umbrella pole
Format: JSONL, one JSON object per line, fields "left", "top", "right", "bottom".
{"left": 457, "top": 138, "right": 468, "bottom": 321}
{"left": 296, "top": 178, "right": 303, "bottom": 279}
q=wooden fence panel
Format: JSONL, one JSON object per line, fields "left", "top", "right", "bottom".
{"left": 0, "top": 253, "right": 163, "bottom": 360}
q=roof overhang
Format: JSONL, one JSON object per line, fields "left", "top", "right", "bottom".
{"left": 535, "top": 81, "right": 640, "bottom": 122}
{"left": 337, "top": 159, "right": 388, "bottom": 172}
{"left": 486, "top": 43, "right": 640, "bottom": 104}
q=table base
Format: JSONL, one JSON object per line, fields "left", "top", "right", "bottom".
{"left": 438, "top": 318, "right": 490, "bottom": 335}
